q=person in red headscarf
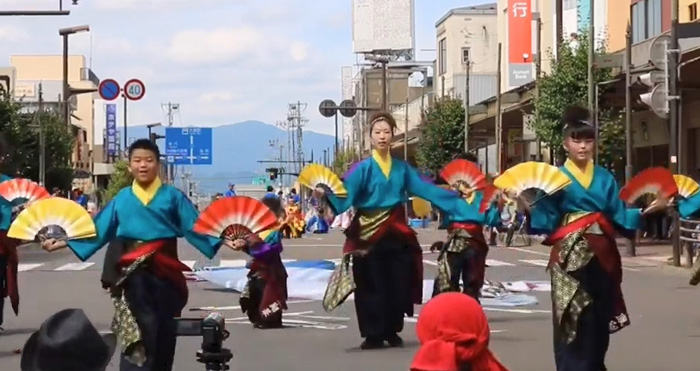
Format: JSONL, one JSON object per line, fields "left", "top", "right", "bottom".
{"left": 411, "top": 293, "right": 509, "bottom": 371}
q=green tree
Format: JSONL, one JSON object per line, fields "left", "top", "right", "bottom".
{"left": 0, "top": 93, "right": 75, "bottom": 190}
{"left": 531, "top": 31, "right": 625, "bottom": 170}
{"left": 330, "top": 147, "right": 357, "bottom": 176}
{"left": 103, "top": 159, "right": 132, "bottom": 202}
{"left": 416, "top": 97, "right": 465, "bottom": 175}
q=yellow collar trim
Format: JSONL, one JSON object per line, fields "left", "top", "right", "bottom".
{"left": 372, "top": 149, "right": 392, "bottom": 178}
{"left": 132, "top": 177, "right": 162, "bottom": 206}
{"left": 564, "top": 159, "right": 594, "bottom": 189}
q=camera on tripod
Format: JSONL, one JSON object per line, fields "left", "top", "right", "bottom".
{"left": 175, "top": 312, "right": 233, "bottom": 371}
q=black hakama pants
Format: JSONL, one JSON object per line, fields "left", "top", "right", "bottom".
{"left": 444, "top": 248, "right": 480, "bottom": 301}
{"left": 352, "top": 236, "right": 414, "bottom": 340}
{"left": 120, "top": 269, "right": 187, "bottom": 371}
{"left": 553, "top": 257, "right": 614, "bottom": 371}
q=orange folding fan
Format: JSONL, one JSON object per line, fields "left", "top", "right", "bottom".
{"left": 440, "top": 159, "right": 488, "bottom": 190}
{"left": 193, "top": 196, "right": 278, "bottom": 240}
{"left": 478, "top": 185, "right": 501, "bottom": 213}
{"left": 619, "top": 167, "right": 678, "bottom": 204}
{"left": 0, "top": 178, "right": 50, "bottom": 205}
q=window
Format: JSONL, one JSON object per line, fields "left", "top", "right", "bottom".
{"left": 461, "top": 47, "right": 470, "bottom": 64}
{"left": 632, "top": 0, "right": 663, "bottom": 43}
{"left": 690, "top": 3, "right": 698, "bottom": 21}
{"left": 438, "top": 38, "right": 447, "bottom": 75}
{"left": 563, "top": 0, "right": 576, "bottom": 11}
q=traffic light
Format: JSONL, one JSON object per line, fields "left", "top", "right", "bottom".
{"left": 266, "top": 167, "right": 279, "bottom": 180}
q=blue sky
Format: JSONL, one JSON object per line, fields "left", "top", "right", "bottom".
{"left": 0, "top": 0, "right": 484, "bottom": 135}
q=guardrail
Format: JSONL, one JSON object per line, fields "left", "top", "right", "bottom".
{"left": 677, "top": 217, "right": 699, "bottom": 267}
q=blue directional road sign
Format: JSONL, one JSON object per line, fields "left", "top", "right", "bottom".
{"left": 165, "top": 127, "right": 213, "bottom": 165}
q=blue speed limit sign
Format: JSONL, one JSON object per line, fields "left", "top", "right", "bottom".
{"left": 123, "top": 79, "right": 146, "bottom": 101}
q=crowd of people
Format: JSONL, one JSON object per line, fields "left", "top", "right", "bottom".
{"left": 1, "top": 105, "right": 698, "bottom": 371}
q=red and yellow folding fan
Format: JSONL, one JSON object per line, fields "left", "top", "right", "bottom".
{"left": 478, "top": 185, "right": 502, "bottom": 213}
{"left": 0, "top": 178, "right": 50, "bottom": 205}
{"left": 619, "top": 167, "right": 678, "bottom": 204}
{"left": 8, "top": 197, "right": 96, "bottom": 241}
{"left": 193, "top": 196, "right": 278, "bottom": 240}
{"left": 299, "top": 163, "right": 347, "bottom": 197}
{"left": 673, "top": 174, "right": 700, "bottom": 199}
{"left": 440, "top": 159, "right": 488, "bottom": 191}
{"left": 493, "top": 162, "right": 571, "bottom": 201}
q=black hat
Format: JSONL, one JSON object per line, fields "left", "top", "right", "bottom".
{"left": 21, "top": 308, "right": 117, "bottom": 371}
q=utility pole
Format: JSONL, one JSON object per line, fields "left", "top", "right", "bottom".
{"left": 161, "top": 102, "right": 178, "bottom": 183}
{"left": 38, "top": 83, "right": 45, "bottom": 186}
{"left": 495, "top": 43, "right": 503, "bottom": 173}
{"left": 587, "top": 0, "right": 595, "bottom": 117}
{"left": 624, "top": 21, "right": 636, "bottom": 257}
{"left": 535, "top": 14, "right": 543, "bottom": 161}
{"left": 670, "top": 0, "right": 681, "bottom": 266}
{"left": 556, "top": 0, "right": 563, "bottom": 57}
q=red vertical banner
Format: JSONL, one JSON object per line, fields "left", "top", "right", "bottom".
{"left": 508, "top": 0, "right": 533, "bottom": 63}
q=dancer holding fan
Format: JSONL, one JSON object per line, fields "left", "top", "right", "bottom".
{"left": 430, "top": 154, "right": 501, "bottom": 301}
{"left": 0, "top": 177, "right": 50, "bottom": 333}
{"left": 194, "top": 195, "right": 288, "bottom": 329}
{"left": 302, "top": 111, "right": 466, "bottom": 350}
{"left": 38, "top": 139, "right": 233, "bottom": 371}
{"left": 494, "top": 106, "right": 672, "bottom": 371}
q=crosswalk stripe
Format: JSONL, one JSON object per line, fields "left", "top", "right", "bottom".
{"left": 486, "top": 259, "right": 516, "bottom": 267}
{"left": 54, "top": 262, "right": 95, "bottom": 271}
{"left": 18, "top": 263, "right": 43, "bottom": 272}
{"left": 520, "top": 259, "right": 549, "bottom": 267}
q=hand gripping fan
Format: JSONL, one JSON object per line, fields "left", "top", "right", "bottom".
{"left": 411, "top": 197, "right": 432, "bottom": 218}
{"left": 478, "top": 185, "right": 502, "bottom": 213}
{"left": 619, "top": 167, "right": 678, "bottom": 204}
{"left": 440, "top": 159, "right": 488, "bottom": 191}
{"left": 193, "top": 196, "right": 278, "bottom": 240}
{"left": 299, "top": 164, "right": 347, "bottom": 197}
{"left": 8, "top": 197, "right": 96, "bottom": 241}
{"left": 673, "top": 174, "right": 700, "bottom": 199}
{"left": 493, "top": 162, "right": 572, "bottom": 203}
{"left": 0, "top": 178, "right": 50, "bottom": 205}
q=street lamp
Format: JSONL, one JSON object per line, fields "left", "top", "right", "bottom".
{"left": 146, "top": 122, "right": 162, "bottom": 138}
{"left": 59, "top": 25, "right": 90, "bottom": 130}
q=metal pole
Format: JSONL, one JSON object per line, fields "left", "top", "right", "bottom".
{"left": 556, "top": 0, "right": 563, "bottom": 58}
{"left": 594, "top": 84, "right": 599, "bottom": 164}
{"left": 670, "top": 0, "right": 681, "bottom": 267}
{"left": 536, "top": 17, "right": 543, "bottom": 161}
{"left": 464, "top": 60, "right": 470, "bottom": 152}
{"left": 334, "top": 112, "right": 339, "bottom": 158}
{"left": 123, "top": 94, "right": 128, "bottom": 157}
{"left": 62, "top": 34, "right": 69, "bottom": 130}
{"left": 624, "top": 21, "right": 636, "bottom": 257}
{"left": 381, "top": 61, "right": 388, "bottom": 111}
{"left": 495, "top": 43, "right": 503, "bottom": 173}
{"left": 39, "top": 83, "right": 45, "bottom": 186}
{"left": 587, "top": 0, "right": 595, "bottom": 117}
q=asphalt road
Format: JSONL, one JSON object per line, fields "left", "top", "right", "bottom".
{"left": 1, "top": 229, "right": 699, "bottom": 371}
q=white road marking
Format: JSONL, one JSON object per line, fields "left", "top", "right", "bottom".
{"left": 520, "top": 259, "right": 549, "bottom": 267}
{"left": 18, "top": 263, "right": 43, "bottom": 272}
{"left": 422, "top": 259, "right": 438, "bottom": 266}
{"left": 188, "top": 299, "right": 316, "bottom": 312}
{"left": 54, "top": 262, "right": 95, "bottom": 271}
{"left": 483, "top": 307, "right": 551, "bottom": 314}
{"left": 486, "top": 259, "right": 516, "bottom": 267}
{"left": 509, "top": 247, "right": 550, "bottom": 256}
{"left": 216, "top": 260, "right": 247, "bottom": 268}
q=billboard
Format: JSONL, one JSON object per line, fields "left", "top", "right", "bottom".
{"left": 352, "top": 0, "right": 414, "bottom": 53}
{"left": 508, "top": 0, "right": 533, "bottom": 88}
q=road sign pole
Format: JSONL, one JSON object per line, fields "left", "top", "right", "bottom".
{"left": 123, "top": 93, "right": 128, "bottom": 157}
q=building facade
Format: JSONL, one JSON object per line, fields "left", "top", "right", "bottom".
{"left": 9, "top": 55, "right": 99, "bottom": 189}
{"left": 435, "top": 4, "right": 499, "bottom": 104}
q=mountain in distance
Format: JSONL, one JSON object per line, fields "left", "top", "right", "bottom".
{"left": 119, "top": 121, "right": 335, "bottom": 193}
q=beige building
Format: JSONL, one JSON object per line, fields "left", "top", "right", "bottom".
{"left": 9, "top": 55, "right": 99, "bottom": 189}
{"left": 435, "top": 4, "right": 499, "bottom": 102}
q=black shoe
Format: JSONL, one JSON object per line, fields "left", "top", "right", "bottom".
{"left": 360, "top": 337, "right": 384, "bottom": 350}
{"left": 385, "top": 334, "right": 403, "bottom": 347}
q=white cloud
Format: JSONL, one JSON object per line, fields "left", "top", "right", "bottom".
{"left": 289, "top": 41, "right": 309, "bottom": 62}
{"left": 0, "top": 26, "right": 28, "bottom": 43}
{"left": 166, "top": 27, "right": 265, "bottom": 65}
